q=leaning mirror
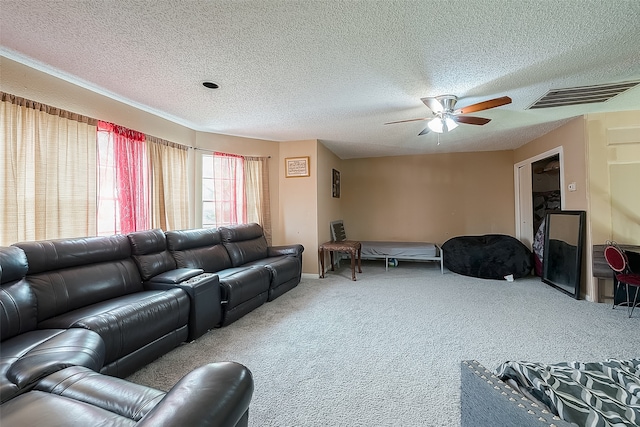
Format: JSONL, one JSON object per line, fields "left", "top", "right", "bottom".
{"left": 542, "top": 210, "right": 585, "bottom": 299}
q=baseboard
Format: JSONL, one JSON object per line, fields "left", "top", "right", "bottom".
{"left": 302, "top": 273, "right": 319, "bottom": 280}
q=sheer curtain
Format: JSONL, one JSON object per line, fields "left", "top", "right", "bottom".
{"left": 245, "top": 156, "right": 272, "bottom": 244}
{"left": 147, "top": 135, "right": 189, "bottom": 231}
{"left": 97, "top": 121, "right": 149, "bottom": 235}
{"left": 207, "top": 152, "right": 245, "bottom": 227}
{"left": 1, "top": 92, "right": 97, "bottom": 245}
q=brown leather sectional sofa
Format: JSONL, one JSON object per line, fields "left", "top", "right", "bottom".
{"left": 0, "top": 223, "right": 304, "bottom": 426}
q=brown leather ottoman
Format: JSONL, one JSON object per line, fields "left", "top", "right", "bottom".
{"left": 318, "top": 240, "right": 362, "bottom": 281}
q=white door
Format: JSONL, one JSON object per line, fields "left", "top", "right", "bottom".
{"left": 515, "top": 163, "right": 533, "bottom": 249}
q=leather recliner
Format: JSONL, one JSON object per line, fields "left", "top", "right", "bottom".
{"left": 1, "top": 362, "right": 254, "bottom": 427}
{"left": 0, "top": 246, "right": 105, "bottom": 403}
{"left": 12, "top": 235, "right": 190, "bottom": 378}
{"left": 127, "top": 228, "right": 222, "bottom": 340}
{"left": 165, "top": 228, "right": 272, "bottom": 326}
{"left": 220, "top": 223, "right": 304, "bottom": 301}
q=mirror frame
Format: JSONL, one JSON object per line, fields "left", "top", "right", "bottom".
{"left": 542, "top": 210, "right": 586, "bottom": 299}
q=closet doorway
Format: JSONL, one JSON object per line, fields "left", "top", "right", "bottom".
{"left": 531, "top": 154, "right": 562, "bottom": 276}
{"left": 514, "top": 147, "right": 565, "bottom": 252}
{"left": 531, "top": 154, "right": 561, "bottom": 237}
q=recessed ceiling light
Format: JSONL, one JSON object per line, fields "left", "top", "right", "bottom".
{"left": 202, "top": 81, "right": 219, "bottom": 89}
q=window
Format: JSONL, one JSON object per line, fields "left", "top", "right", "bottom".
{"left": 97, "top": 121, "right": 150, "bottom": 235}
{"left": 97, "top": 132, "right": 119, "bottom": 235}
{"left": 1, "top": 93, "right": 97, "bottom": 245}
{"left": 202, "top": 153, "right": 245, "bottom": 228}
{"left": 1, "top": 93, "right": 188, "bottom": 243}
{"left": 200, "top": 152, "right": 272, "bottom": 243}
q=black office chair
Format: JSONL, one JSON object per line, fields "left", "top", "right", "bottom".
{"left": 604, "top": 241, "right": 640, "bottom": 317}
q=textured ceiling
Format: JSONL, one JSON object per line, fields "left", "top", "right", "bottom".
{"left": 1, "top": 0, "right": 639, "bottom": 159}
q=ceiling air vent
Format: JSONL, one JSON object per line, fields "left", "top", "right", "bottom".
{"left": 528, "top": 80, "right": 640, "bottom": 109}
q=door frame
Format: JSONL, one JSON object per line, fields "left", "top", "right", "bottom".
{"left": 514, "top": 146, "right": 565, "bottom": 248}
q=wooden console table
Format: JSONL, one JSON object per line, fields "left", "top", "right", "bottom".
{"left": 319, "top": 240, "right": 362, "bottom": 281}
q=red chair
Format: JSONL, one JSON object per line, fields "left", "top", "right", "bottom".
{"left": 604, "top": 241, "right": 640, "bottom": 317}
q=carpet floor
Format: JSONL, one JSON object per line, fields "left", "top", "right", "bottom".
{"left": 127, "top": 261, "right": 639, "bottom": 426}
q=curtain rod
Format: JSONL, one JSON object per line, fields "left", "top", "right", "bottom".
{"left": 191, "top": 147, "right": 271, "bottom": 158}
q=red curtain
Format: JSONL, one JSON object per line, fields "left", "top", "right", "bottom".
{"left": 97, "top": 122, "right": 149, "bottom": 234}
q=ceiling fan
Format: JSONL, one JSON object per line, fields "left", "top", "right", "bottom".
{"left": 385, "top": 95, "right": 512, "bottom": 135}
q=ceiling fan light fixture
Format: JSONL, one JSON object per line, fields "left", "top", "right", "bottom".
{"left": 428, "top": 114, "right": 458, "bottom": 133}
{"left": 444, "top": 115, "right": 458, "bottom": 131}
{"left": 428, "top": 117, "right": 444, "bottom": 133}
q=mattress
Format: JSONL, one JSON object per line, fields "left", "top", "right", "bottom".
{"left": 360, "top": 241, "right": 438, "bottom": 258}
{"left": 359, "top": 241, "right": 444, "bottom": 273}
{"left": 328, "top": 221, "right": 443, "bottom": 273}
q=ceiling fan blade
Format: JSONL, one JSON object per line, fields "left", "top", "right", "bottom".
{"left": 454, "top": 115, "right": 491, "bottom": 125}
{"left": 421, "top": 97, "right": 444, "bottom": 113}
{"left": 418, "top": 127, "right": 430, "bottom": 136}
{"left": 384, "top": 117, "right": 430, "bottom": 125}
{"left": 453, "top": 96, "right": 512, "bottom": 115}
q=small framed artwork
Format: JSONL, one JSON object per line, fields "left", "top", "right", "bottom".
{"left": 285, "top": 156, "right": 310, "bottom": 178}
{"left": 332, "top": 168, "right": 340, "bottom": 198}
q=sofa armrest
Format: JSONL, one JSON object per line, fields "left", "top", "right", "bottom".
{"left": 34, "top": 365, "right": 165, "bottom": 421}
{"left": 146, "top": 272, "right": 222, "bottom": 340}
{"left": 460, "top": 360, "right": 572, "bottom": 427}
{"left": 268, "top": 244, "right": 304, "bottom": 258}
{"left": 146, "top": 268, "right": 204, "bottom": 284}
{"left": 3, "top": 329, "right": 104, "bottom": 402}
{"left": 138, "top": 362, "right": 254, "bottom": 427}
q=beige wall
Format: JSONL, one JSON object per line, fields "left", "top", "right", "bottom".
{"left": 514, "top": 118, "right": 591, "bottom": 298}
{"left": 317, "top": 143, "right": 344, "bottom": 244}
{"left": 341, "top": 151, "right": 516, "bottom": 244}
{"left": 278, "top": 140, "right": 319, "bottom": 274}
{"left": 586, "top": 110, "right": 640, "bottom": 300}
{"left": 316, "top": 142, "right": 344, "bottom": 272}
{"left": 586, "top": 110, "right": 640, "bottom": 244}
{"left": 514, "top": 118, "right": 587, "bottom": 211}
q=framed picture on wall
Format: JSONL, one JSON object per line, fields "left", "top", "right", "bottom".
{"left": 285, "top": 156, "right": 310, "bottom": 178}
{"left": 332, "top": 169, "right": 340, "bottom": 198}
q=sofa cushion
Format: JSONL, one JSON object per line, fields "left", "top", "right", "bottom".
{"left": 0, "top": 246, "right": 28, "bottom": 283}
{"left": 37, "top": 289, "right": 189, "bottom": 365}
{"left": 166, "top": 228, "right": 233, "bottom": 272}
{"left": 1, "top": 281, "right": 37, "bottom": 342}
{"left": 127, "top": 229, "right": 177, "bottom": 281}
{"left": 14, "top": 236, "right": 145, "bottom": 322}
{"left": 0, "top": 390, "right": 135, "bottom": 426}
{"left": 14, "top": 235, "right": 132, "bottom": 274}
{"left": 0, "top": 328, "right": 104, "bottom": 403}
{"left": 36, "top": 366, "right": 164, "bottom": 421}
{"left": 216, "top": 267, "right": 271, "bottom": 308}
{"left": 25, "top": 260, "right": 145, "bottom": 323}
{"left": 219, "top": 223, "right": 269, "bottom": 266}
{"left": 242, "top": 256, "right": 301, "bottom": 288}
{"left": 1, "top": 246, "right": 36, "bottom": 342}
